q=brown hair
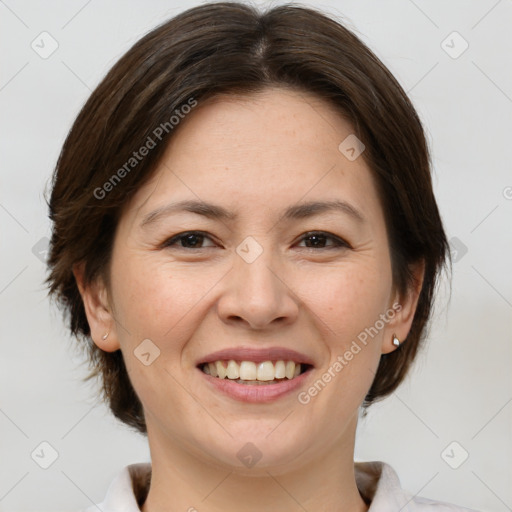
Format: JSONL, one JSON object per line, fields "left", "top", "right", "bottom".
{"left": 46, "top": 1, "right": 450, "bottom": 434}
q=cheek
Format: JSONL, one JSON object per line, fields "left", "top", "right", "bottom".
{"left": 108, "top": 253, "right": 208, "bottom": 418}
{"left": 109, "top": 250, "right": 228, "bottom": 353}
{"left": 293, "top": 268, "right": 389, "bottom": 426}
{"left": 295, "top": 257, "right": 391, "bottom": 394}
{"left": 295, "top": 256, "right": 392, "bottom": 338}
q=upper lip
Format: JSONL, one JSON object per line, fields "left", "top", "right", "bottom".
{"left": 197, "top": 346, "right": 316, "bottom": 367}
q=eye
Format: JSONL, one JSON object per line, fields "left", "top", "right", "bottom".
{"left": 161, "top": 230, "right": 350, "bottom": 251}
{"left": 295, "top": 231, "right": 350, "bottom": 250}
{"left": 162, "top": 231, "right": 217, "bottom": 249}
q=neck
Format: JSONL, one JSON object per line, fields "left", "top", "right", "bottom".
{"left": 141, "top": 416, "right": 369, "bottom": 512}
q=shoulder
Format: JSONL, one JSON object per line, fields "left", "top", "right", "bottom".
{"left": 409, "top": 494, "right": 479, "bottom": 512}
{"left": 81, "top": 462, "right": 151, "bottom": 512}
{"left": 355, "top": 461, "right": 480, "bottom": 512}
{"left": 81, "top": 460, "right": 479, "bottom": 512}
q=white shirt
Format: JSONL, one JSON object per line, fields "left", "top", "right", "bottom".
{"left": 84, "top": 461, "right": 479, "bottom": 512}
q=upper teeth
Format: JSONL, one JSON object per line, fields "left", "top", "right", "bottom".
{"left": 202, "top": 360, "right": 302, "bottom": 381}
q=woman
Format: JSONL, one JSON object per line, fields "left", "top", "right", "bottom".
{"left": 46, "top": 2, "right": 478, "bottom": 510}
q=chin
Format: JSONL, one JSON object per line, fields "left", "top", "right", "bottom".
{"left": 202, "top": 431, "right": 310, "bottom": 474}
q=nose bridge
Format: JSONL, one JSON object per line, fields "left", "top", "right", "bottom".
{"left": 217, "top": 234, "right": 298, "bottom": 328}
{"left": 237, "top": 237, "right": 279, "bottom": 290}
{"left": 235, "top": 234, "right": 282, "bottom": 300}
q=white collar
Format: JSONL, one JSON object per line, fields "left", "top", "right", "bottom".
{"left": 85, "top": 460, "right": 477, "bottom": 512}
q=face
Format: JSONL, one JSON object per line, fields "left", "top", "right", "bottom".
{"left": 79, "top": 87, "right": 419, "bottom": 474}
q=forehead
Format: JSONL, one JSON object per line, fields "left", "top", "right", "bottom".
{"left": 170, "top": 87, "right": 352, "bottom": 159}
{"left": 122, "top": 87, "right": 383, "bottom": 227}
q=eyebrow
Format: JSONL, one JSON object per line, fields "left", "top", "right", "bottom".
{"left": 140, "top": 198, "right": 365, "bottom": 228}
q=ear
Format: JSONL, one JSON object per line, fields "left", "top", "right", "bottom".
{"left": 72, "top": 262, "right": 120, "bottom": 352}
{"left": 382, "top": 260, "right": 425, "bottom": 355}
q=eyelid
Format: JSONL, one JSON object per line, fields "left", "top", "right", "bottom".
{"left": 160, "top": 230, "right": 351, "bottom": 251}
{"left": 295, "top": 231, "right": 351, "bottom": 249}
{"left": 160, "top": 230, "right": 217, "bottom": 249}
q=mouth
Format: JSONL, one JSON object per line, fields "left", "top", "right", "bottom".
{"left": 197, "top": 360, "right": 313, "bottom": 388}
{"left": 197, "top": 360, "right": 314, "bottom": 402}
{"left": 195, "top": 347, "right": 316, "bottom": 402}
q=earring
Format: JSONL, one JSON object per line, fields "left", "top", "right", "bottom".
{"left": 392, "top": 334, "right": 400, "bottom": 347}
{"left": 102, "top": 332, "right": 109, "bottom": 340}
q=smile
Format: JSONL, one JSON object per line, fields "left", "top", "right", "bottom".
{"left": 200, "top": 360, "right": 311, "bottom": 384}
{"left": 198, "top": 360, "right": 314, "bottom": 403}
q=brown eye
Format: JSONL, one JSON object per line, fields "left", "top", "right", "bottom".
{"left": 297, "top": 231, "right": 350, "bottom": 249}
{"left": 162, "top": 231, "right": 216, "bottom": 249}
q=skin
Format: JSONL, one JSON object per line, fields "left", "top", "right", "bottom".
{"left": 75, "top": 87, "right": 423, "bottom": 512}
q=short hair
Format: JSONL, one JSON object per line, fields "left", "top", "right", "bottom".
{"left": 46, "top": 1, "right": 450, "bottom": 434}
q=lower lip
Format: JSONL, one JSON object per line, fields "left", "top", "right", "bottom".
{"left": 197, "top": 367, "right": 313, "bottom": 403}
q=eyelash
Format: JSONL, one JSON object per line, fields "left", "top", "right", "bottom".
{"left": 161, "top": 230, "right": 350, "bottom": 251}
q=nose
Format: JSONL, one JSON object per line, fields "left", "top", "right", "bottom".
{"left": 216, "top": 245, "right": 299, "bottom": 330}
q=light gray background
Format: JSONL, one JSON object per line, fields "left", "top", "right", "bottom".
{"left": 1, "top": 1, "right": 511, "bottom": 511}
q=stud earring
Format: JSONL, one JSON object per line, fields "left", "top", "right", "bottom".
{"left": 102, "top": 332, "right": 109, "bottom": 340}
{"left": 392, "top": 334, "right": 400, "bottom": 347}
